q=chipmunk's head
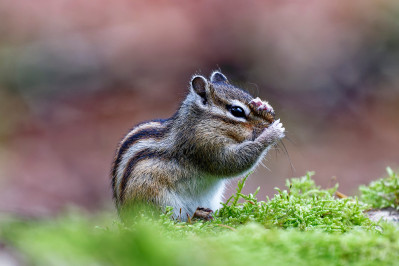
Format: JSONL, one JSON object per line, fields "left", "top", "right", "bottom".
{"left": 188, "top": 71, "right": 276, "bottom": 143}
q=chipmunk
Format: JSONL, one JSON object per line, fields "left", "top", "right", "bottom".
{"left": 111, "top": 71, "right": 285, "bottom": 220}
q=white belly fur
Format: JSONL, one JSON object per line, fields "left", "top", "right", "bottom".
{"left": 165, "top": 178, "right": 227, "bottom": 221}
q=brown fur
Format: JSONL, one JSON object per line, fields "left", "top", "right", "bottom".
{"left": 111, "top": 71, "right": 285, "bottom": 220}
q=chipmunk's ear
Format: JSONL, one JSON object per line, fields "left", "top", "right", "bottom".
{"left": 210, "top": 71, "right": 228, "bottom": 83}
{"left": 191, "top": 75, "right": 209, "bottom": 100}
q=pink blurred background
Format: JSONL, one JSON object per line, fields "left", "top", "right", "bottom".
{"left": 0, "top": 0, "right": 398, "bottom": 217}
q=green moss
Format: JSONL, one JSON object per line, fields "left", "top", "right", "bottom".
{"left": 1, "top": 171, "right": 398, "bottom": 265}
{"left": 2, "top": 215, "right": 399, "bottom": 266}
{"left": 359, "top": 167, "right": 399, "bottom": 210}
{"left": 215, "top": 172, "right": 374, "bottom": 232}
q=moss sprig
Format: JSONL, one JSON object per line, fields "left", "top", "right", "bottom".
{"left": 359, "top": 167, "right": 399, "bottom": 210}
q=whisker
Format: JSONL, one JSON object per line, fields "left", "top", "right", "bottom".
{"left": 279, "top": 140, "right": 296, "bottom": 174}
{"left": 247, "top": 82, "right": 260, "bottom": 96}
{"left": 283, "top": 133, "right": 296, "bottom": 145}
{"left": 276, "top": 143, "right": 282, "bottom": 159}
{"left": 260, "top": 159, "right": 271, "bottom": 172}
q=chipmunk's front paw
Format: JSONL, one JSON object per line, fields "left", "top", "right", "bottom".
{"left": 257, "top": 119, "right": 285, "bottom": 145}
{"left": 249, "top": 97, "right": 274, "bottom": 113}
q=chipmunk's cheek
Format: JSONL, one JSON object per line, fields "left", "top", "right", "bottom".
{"left": 244, "top": 123, "right": 252, "bottom": 131}
{"left": 243, "top": 123, "right": 255, "bottom": 140}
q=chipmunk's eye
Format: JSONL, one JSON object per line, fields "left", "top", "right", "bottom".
{"left": 228, "top": 105, "right": 246, "bottom": 118}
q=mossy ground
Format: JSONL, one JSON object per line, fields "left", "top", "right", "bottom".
{"left": 360, "top": 167, "right": 399, "bottom": 210}
{"left": 1, "top": 169, "right": 399, "bottom": 265}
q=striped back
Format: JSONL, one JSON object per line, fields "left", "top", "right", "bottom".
{"left": 111, "top": 118, "right": 172, "bottom": 205}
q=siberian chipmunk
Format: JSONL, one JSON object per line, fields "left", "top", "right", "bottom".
{"left": 111, "top": 71, "right": 285, "bottom": 220}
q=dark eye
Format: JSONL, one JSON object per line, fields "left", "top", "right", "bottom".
{"left": 228, "top": 105, "right": 246, "bottom": 118}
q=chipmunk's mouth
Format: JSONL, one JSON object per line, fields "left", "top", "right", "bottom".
{"left": 251, "top": 123, "right": 269, "bottom": 141}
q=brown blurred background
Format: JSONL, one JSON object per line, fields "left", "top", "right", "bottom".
{"left": 0, "top": 0, "right": 398, "bottom": 218}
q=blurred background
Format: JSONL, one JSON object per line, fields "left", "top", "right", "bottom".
{"left": 0, "top": 0, "right": 398, "bottom": 218}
